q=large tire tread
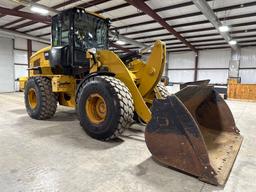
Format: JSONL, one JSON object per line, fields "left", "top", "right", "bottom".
{"left": 76, "top": 75, "right": 134, "bottom": 140}
{"left": 156, "top": 82, "right": 169, "bottom": 99}
{"left": 25, "top": 77, "right": 57, "bottom": 120}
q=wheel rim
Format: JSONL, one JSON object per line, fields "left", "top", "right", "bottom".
{"left": 85, "top": 93, "right": 107, "bottom": 124}
{"left": 28, "top": 88, "right": 37, "bottom": 109}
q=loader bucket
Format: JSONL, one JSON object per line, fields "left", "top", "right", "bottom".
{"left": 145, "top": 85, "right": 243, "bottom": 185}
{"left": 180, "top": 79, "right": 210, "bottom": 90}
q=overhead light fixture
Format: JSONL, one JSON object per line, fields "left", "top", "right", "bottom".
{"left": 229, "top": 40, "right": 237, "bottom": 45}
{"left": 30, "top": 6, "right": 49, "bottom": 15}
{"left": 219, "top": 25, "right": 230, "bottom": 32}
{"left": 116, "top": 40, "right": 126, "bottom": 45}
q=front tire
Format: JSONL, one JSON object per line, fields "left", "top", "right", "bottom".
{"left": 156, "top": 82, "right": 169, "bottom": 99}
{"left": 24, "top": 77, "right": 57, "bottom": 120}
{"left": 76, "top": 76, "right": 134, "bottom": 140}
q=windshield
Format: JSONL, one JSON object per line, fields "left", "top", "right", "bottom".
{"left": 74, "top": 11, "right": 108, "bottom": 51}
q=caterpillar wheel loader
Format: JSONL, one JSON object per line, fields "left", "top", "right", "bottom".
{"left": 19, "top": 8, "right": 242, "bottom": 186}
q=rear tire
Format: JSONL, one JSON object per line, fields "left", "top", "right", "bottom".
{"left": 24, "top": 77, "right": 57, "bottom": 120}
{"left": 76, "top": 76, "right": 134, "bottom": 140}
{"left": 156, "top": 82, "right": 169, "bottom": 98}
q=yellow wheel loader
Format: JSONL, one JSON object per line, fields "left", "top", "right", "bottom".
{"left": 19, "top": 8, "right": 242, "bottom": 185}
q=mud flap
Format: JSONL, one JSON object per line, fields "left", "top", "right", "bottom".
{"left": 145, "top": 85, "right": 243, "bottom": 185}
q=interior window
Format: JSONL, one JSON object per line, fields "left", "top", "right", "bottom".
{"left": 52, "top": 15, "right": 70, "bottom": 47}
{"left": 61, "top": 15, "right": 69, "bottom": 46}
{"left": 52, "top": 18, "right": 61, "bottom": 46}
{"left": 74, "top": 12, "right": 108, "bottom": 51}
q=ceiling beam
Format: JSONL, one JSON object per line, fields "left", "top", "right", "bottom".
{"left": 126, "top": 0, "right": 197, "bottom": 52}
{"left": 114, "top": 1, "right": 256, "bottom": 31}
{"left": 7, "top": 0, "right": 113, "bottom": 31}
{"left": 10, "top": 20, "right": 37, "bottom": 30}
{"left": 75, "top": 0, "right": 108, "bottom": 8}
{"left": 1, "top": 0, "right": 76, "bottom": 28}
{"left": 112, "top": 0, "right": 212, "bottom": 22}
{"left": 122, "top": 26, "right": 216, "bottom": 36}
{"left": 0, "top": 0, "right": 40, "bottom": 18}
{"left": 15, "top": 0, "right": 256, "bottom": 35}
{"left": 142, "top": 34, "right": 256, "bottom": 45}
{"left": 3, "top": 1, "right": 147, "bottom": 50}
{"left": 1, "top": 18, "right": 25, "bottom": 28}
{"left": 128, "top": 39, "right": 256, "bottom": 50}
{"left": 52, "top": 0, "right": 80, "bottom": 9}
{"left": 22, "top": 24, "right": 51, "bottom": 33}
{"left": 96, "top": 3, "right": 130, "bottom": 14}
{"left": 121, "top": 19, "right": 256, "bottom": 36}
{"left": 3, "top": 0, "right": 108, "bottom": 30}
{"left": 0, "top": 6, "right": 51, "bottom": 24}
{"left": 96, "top": 0, "right": 149, "bottom": 14}
{"left": 192, "top": 0, "right": 236, "bottom": 48}
{"left": 109, "top": 42, "right": 132, "bottom": 53}
{"left": 16, "top": 0, "right": 147, "bottom": 32}
{"left": 131, "top": 26, "right": 256, "bottom": 41}
{"left": 23, "top": 11, "right": 256, "bottom": 37}
{"left": 0, "top": 27, "right": 49, "bottom": 44}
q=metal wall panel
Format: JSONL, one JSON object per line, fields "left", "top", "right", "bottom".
{"left": 240, "top": 69, "right": 256, "bottom": 83}
{"left": 14, "top": 50, "right": 27, "bottom": 64}
{"left": 197, "top": 70, "right": 228, "bottom": 84}
{"left": 0, "top": 37, "right": 14, "bottom": 92}
{"left": 240, "top": 47, "right": 256, "bottom": 68}
{"left": 14, "top": 38, "right": 27, "bottom": 50}
{"left": 198, "top": 49, "right": 231, "bottom": 68}
{"left": 168, "top": 70, "right": 195, "bottom": 83}
{"left": 32, "top": 41, "right": 49, "bottom": 51}
{"left": 168, "top": 51, "right": 195, "bottom": 69}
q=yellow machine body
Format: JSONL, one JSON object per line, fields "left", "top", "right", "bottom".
{"left": 22, "top": 40, "right": 166, "bottom": 122}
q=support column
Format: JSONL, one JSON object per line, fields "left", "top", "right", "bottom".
{"left": 27, "top": 39, "right": 32, "bottom": 77}
{"left": 164, "top": 52, "right": 169, "bottom": 76}
{"left": 194, "top": 51, "right": 199, "bottom": 81}
{"left": 228, "top": 47, "right": 241, "bottom": 81}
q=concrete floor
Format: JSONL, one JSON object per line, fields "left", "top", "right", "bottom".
{"left": 0, "top": 92, "right": 255, "bottom": 192}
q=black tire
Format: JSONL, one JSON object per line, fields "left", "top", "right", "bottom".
{"left": 24, "top": 77, "right": 57, "bottom": 120}
{"left": 156, "top": 82, "right": 169, "bottom": 98}
{"left": 76, "top": 76, "right": 134, "bottom": 140}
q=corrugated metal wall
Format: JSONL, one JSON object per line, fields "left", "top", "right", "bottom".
{"left": 240, "top": 47, "right": 256, "bottom": 83}
{"left": 198, "top": 49, "right": 230, "bottom": 84}
{"left": 13, "top": 38, "right": 49, "bottom": 91}
{"left": 168, "top": 51, "right": 195, "bottom": 83}
{"left": 0, "top": 36, "right": 49, "bottom": 93}
{"left": 0, "top": 37, "right": 14, "bottom": 92}
{"left": 167, "top": 47, "right": 256, "bottom": 84}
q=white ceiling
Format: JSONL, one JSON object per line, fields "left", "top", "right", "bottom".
{"left": 0, "top": 0, "right": 256, "bottom": 52}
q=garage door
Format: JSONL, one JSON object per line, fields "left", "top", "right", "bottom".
{"left": 0, "top": 37, "right": 14, "bottom": 92}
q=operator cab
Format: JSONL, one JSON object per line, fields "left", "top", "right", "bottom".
{"left": 49, "top": 7, "right": 110, "bottom": 75}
